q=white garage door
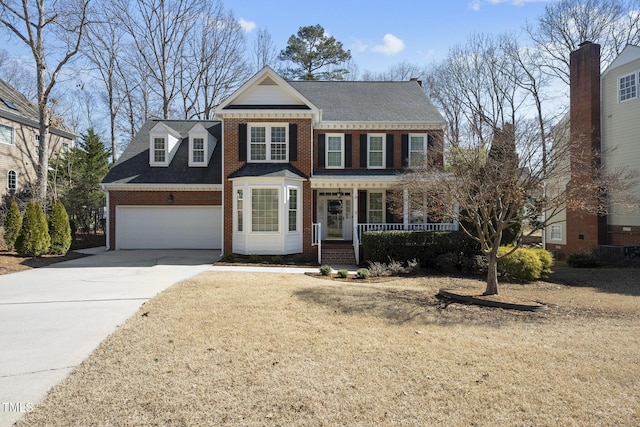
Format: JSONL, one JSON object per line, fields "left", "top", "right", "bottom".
{"left": 116, "top": 206, "right": 222, "bottom": 249}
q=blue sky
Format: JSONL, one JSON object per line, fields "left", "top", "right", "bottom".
{"left": 227, "top": 0, "right": 552, "bottom": 72}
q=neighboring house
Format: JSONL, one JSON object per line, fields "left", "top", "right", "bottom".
{"left": 102, "top": 67, "right": 455, "bottom": 263}
{"left": 545, "top": 42, "right": 640, "bottom": 257}
{"left": 0, "top": 79, "right": 76, "bottom": 199}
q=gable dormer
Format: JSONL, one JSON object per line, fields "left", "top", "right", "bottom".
{"left": 188, "top": 122, "right": 216, "bottom": 167}
{"left": 149, "top": 122, "right": 181, "bottom": 167}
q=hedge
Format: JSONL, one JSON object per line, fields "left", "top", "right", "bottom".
{"left": 361, "top": 230, "right": 479, "bottom": 267}
{"left": 497, "top": 246, "right": 554, "bottom": 281}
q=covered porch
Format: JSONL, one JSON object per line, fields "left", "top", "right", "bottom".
{"left": 309, "top": 176, "right": 458, "bottom": 265}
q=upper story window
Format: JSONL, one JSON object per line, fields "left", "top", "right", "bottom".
{"left": 153, "top": 137, "right": 166, "bottom": 163}
{"left": 326, "top": 133, "right": 344, "bottom": 169}
{"left": 619, "top": 72, "right": 637, "bottom": 102}
{"left": 550, "top": 224, "right": 563, "bottom": 241}
{"left": 0, "top": 124, "right": 14, "bottom": 145}
{"left": 409, "top": 134, "right": 427, "bottom": 167}
{"left": 368, "top": 134, "right": 385, "bottom": 168}
{"left": 7, "top": 170, "right": 17, "bottom": 191}
{"left": 248, "top": 123, "right": 288, "bottom": 162}
{"left": 192, "top": 138, "right": 205, "bottom": 163}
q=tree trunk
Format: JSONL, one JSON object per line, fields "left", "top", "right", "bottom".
{"left": 484, "top": 250, "right": 499, "bottom": 295}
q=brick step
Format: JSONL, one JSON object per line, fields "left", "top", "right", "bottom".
{"left": 321, "top": 247, "right": 356, "bottom": 265}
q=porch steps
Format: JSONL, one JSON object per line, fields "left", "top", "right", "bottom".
{"left": 321, "top": 244, "right": 357, "bottom": 266}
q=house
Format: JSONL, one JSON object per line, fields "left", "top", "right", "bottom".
{"left": 101, "top": 67, "right": 455, "bottom": 263}
{"left": 545, "top": 42, "right": 640, "bottom": 257}
{"left": 0, "top": 79, "right": 76, "bottom": 199}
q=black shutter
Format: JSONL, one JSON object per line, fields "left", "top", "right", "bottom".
{"left": 345, "top": 134, "right": 352, "bottom": 167}
{"left": 385, "top": 192, "right": 393, "bottom": 223}
{"left": 401, "top": 134, "right": 409, "bottom": 167}
{"left": 386, "top": 134, "right": 394, "bottom": 168}
{"left": 359, "top": 191, "right": 367, "bottom": 223}
{"left": 360, "top": 134, "right": 367, "bottom": 167}
{"left": 318, "top": 134, "right": 326, "bottom": 168}
{"left": 289, "top": 124, "right": 298, "bottom": 161}
{"left": 427, "top": 133, "right": 435, "bottom": 148}
{"left": 238, "top": 124, "right": 247, "bottom": 161}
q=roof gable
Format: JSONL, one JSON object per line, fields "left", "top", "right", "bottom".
{"left": 603, "top": 45, "right": 640, "bottom": 76}
{"left": 215, "top": 66, "right": 319, "bottom": 114}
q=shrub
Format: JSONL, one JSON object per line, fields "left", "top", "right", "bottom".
{"left": 15, "top": 201, "right": 50, "bottom": 257}
{"left": 270, "top": 255, "right": 283, "bottom": 265}
{"left": 356, "top": 268, "right": 370, "bottom": 279}
{"left": 337, "top": 269, "right": 348, "bottom": 278}
{"left": 249, "top": 254, "right": 261, "bottom": 263}
{"left": 497, "top": 246, "right": 546, "bottom": 281}
{"left": 387, "top": 259, "right": 405, "bottom": 275}
{"left": 531, "top": 248, "right": 554, "bottom": 277}
{"left": 567, "top": 251, "right": 601, "bottom": 268}
{"left": 319, "top": 264, "right": 332, "bottom": 276}
{"left": 3, "top": 198, "right": 22, "bottom": 251}
{"left": 48, "top": 200, "right": 72, "bottom": 255}
{"left": 367, "top": 261, "right": 390, "bottom": 277}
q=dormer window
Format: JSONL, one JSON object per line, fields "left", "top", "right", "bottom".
{"left": 188, "top": 123, "right": 212, "bottom": 167}
{"left": 149, "top": 122, "right": 181, "bottom": 167}
{"left": 248, "top": 123, "right": 288, "bottom": 162}
{"left": 153, "top": 137, "right": 166, "bottom": 163}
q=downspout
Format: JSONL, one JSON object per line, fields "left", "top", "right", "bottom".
{"left": 104, "top": 187, "right": 110, "bottom": 250}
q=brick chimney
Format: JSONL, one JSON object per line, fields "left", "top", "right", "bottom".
{"left": 565, "top": 41, "right": 607, "bottom": 253}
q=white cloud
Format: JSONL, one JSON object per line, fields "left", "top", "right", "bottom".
{"left": 238, "top": 18, "right": 256, "bottom": 33}
{"left": 352, "top": 39, "right": 369, "bottom": 53}
{"left": 469, "top": 0, "right": 481, "bottom": 11}
{"left": 371, "top": 34, "right": 405, "bottom": 55}
{"left": 471, "top": 0, "right": 549, "bottom": 10}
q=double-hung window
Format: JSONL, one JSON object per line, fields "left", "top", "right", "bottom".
{"left": 368, "top": 192, "right": 384, "bottom": 223}
{"left": 619, "top": 72, "right": 637, "bottom": 102}
{"left": 192, "top": 138, "right": 205, "bottom": 163}
{"left": 249, "top": 124, "right": 288, "bottom": 162}
{"left": 326, "top": 133, "right": 344, "bottom": 168}
{"left": 236, "top": 189, "right": 244, "bottom": 232}
{"left": 550, "top": 224, "right": 563, "bottom": 241}
{"left": 0, "top": 124, "right": 14, "bottom": 145}
{"left": 368, "top": 134, "right": 385, "bottom": 168}
{"left": 409, "top": 134, "right": 427, "bottom": 167}
{"left": 153, "top": 137, "right": 166, "bottom": 163}
{"left": 288, "top": 188, "right": 298, "bottom": 232}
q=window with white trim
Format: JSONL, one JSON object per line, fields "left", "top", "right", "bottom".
{"left": 368, "top": 134, "right": 385, "bottom": 168}
{"left": 550, "top": 224, "right": 562, "bottom": 241}
{"left": 252, "top": 188, "right": 279, "bottom": 232}
{"left": 288, "top": 188, "right": 298, "bottom": 232}
{"left": 249, "top": 123, "right": 288, "bottom": 162}
{"left": 368, "top": 191, "right": 384, "bottom": 223}
{"left": 153, "top": 137, "right": 166, "bottom": 163}
{"left": 619, "top": 72, "right": 637, "bottom": 102}
{"left": 7, "top": 170, "right": 17, "bottom": 191}
{"left": 409, "top": 134, "right": 427, "bottom": 167}
{"left": 236, "top": 189, "right": 244, "bottom": 232}
{"left": 192, "top": 137, "right": 205, "bottom": 163}
{"left": 326, "top": 133, "right": 344, "bottom": 168}
{"left": 34, "top": 134, "right": 40, "bottom": 156}
{"left": 0, "top": 124, "right": 14, "bottom": 145}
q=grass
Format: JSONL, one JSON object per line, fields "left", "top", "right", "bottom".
{"left": 17, "top": 267, "right": 640, "bottom": 426}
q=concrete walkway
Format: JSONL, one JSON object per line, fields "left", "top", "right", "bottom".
{"left": 0, "top": 249, "right": 219, "bottom": 427}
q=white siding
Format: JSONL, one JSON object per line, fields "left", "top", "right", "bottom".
{"left": 602, "top": 57, "right": 640, "bottom": 226}
{"left": 234, "top": 85, "right": 304, "bottom": 106}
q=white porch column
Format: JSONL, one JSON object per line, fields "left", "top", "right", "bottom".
{"left": 403, "top": 189, "right": 409, "bottom": 230}
{"left": 353, "top": 188, "right": 359, "bottom": 264}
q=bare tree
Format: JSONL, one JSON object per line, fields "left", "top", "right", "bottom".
{"left": 527, "top": 0, "right": 640, "bottom": 85}
{"left": 115, "top": 0, "right": 205, "bottom": 119}
{"left": 361, "top": 61, "right": 426, "bottom": 81}
{"left": 82, "top": 1, "right": 125, "bottom": 163}
{"left": 0, "top": 0, "right": 90, "bottom": 204}
{"left": 252, "top": 27, "right": 278, "bottom": 72}
{"left": 178, "top": 1, "right": 248, "bottom": 120}
{"left": 0, "top": 48, "right": 36, "bottom": 97}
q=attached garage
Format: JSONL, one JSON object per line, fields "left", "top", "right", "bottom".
{"left": 115, "top": 206, "right": 222, "bottom": 249}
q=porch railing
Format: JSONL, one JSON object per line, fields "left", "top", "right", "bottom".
{"left": 312, "top": 223, "right": 321, "bottom": 265}
{"left": 356, "top": 222, "right": 458, "bottom": 242}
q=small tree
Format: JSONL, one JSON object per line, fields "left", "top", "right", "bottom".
{"left": 3, "top": 198, "right": 22, "bottom": 250}
{"left": 15, "top": 201, "right": 50, "bottom": 257}
{"left": 49, "top": 200, "right": 71, "bottom": 254}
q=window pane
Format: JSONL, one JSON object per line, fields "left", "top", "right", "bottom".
{"left": 369, "top": 152, "right": 383, "bottom": 167}
{"left": 8, "top": 170, "right": 16, "bottom": 190}
{"left": 328, "top": 137, "right": 342, "bottom": 151}
{"left": 369, "top": 136, "right": 383, "bottom": 151}
{"left": 250, "top": 127, "right": 266, "bottom": 160}
{"left": 369, "top": 135, "right": 383, "bottom": 167}
{"left": 327, "top": 135, "right": 343, "bottom": 167}
{"left": 252, "top": 189, "right": 279, "bottom": 232}
{"left": 193, "top": 138, "right": 205, "bottom": 162}
{"left": 619, "top": 74, "right": 637, "bottom": 101}
{"left": 369, "top": 192, "right": 383, "bottom": 223}
{"left": 288, "top": 188, "right": 297, "bottom": 232}
{"left": 410, "top": 136, "right": 424, "bottom": 151}
{"left": 271, "top": 126, "right": 286, "bottom": 142}
{"left": 237, "top": 190, "right": 243, "bottom": 232}
{"left": 154, "top": 138, "right": 165, "bottom": 162}
{"left": 0, "top": 124, "right": 13, "bottom": 145}
{"left": 271, "top": 143, "right": 287, "bottom": 160}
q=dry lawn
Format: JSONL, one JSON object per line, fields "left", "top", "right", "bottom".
{"left": 18, "top": 268, "right": 640, "bottom": 426}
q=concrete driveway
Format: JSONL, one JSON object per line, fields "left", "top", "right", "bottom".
{"left": 0, "top": 248, "right": 219, "bottom": 427}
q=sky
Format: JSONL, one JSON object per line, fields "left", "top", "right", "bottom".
{"left": 225, "top": 0, "right": 553, "bottom": 73}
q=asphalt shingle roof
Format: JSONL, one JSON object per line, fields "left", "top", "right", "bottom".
{"left": 102, "top": 119, "right": 222, "bottom": 185}
{"left": 229, "top": 163, "right": 307, "bottom": 179}
{"left": 288, "top": 80, "right": 445, "bottom": 123}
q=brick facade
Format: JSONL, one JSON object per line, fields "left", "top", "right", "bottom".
{"left": 107, "top": 190, "right": 222, "bottom": 250}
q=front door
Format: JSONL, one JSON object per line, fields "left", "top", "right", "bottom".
{"left": 327, "top": 199, "right": 343, "bottom": 238}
